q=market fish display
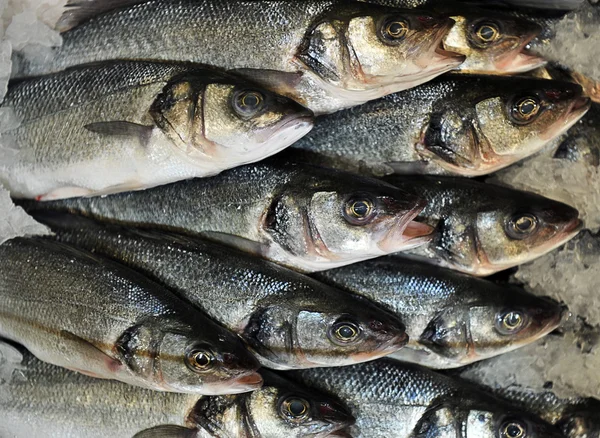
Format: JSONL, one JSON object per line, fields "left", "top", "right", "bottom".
{"left": 289, "top": 359, "right": 564, "bottom": 438}
{"left": 0, "top": 61, "right": 313, "bottom": 201}
{"left": 38, "top": 214, "right": 409, "bottom": 369}
{"left": 291, "top": 75, "right": 589, "bottom": 177}
{"left": 15, "top": 0, "right": 465, "bottom": 114}
{"left": 385, "top": 176, "right": 582, "bottom": 276}
{"left": 20, "top": 160, "right": 433, "bottom": 272}
{"left": 0, "top": 237, "right": 262, "bottom": 394}
{"left": 0, "top": 341, "right": 353, "bottom": 438}
{"left": 313, "top": 257, "right": 562, "bottom": 368}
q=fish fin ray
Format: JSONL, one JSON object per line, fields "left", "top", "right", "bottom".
{"left": 57, "top": 0, "right": 149, "bottom": 32}
{"left": 133, "top": 425, "right": 198, "bottom": 438}
{"left": 84, "top": 121, "right": 153, "bottom": 144}
{"left": 58, "top": 330, "right": 123, "bottom": 378}
{"left": 200, "top": 231, "right": 265, "bottom": 258}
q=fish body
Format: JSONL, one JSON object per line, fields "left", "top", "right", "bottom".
{"left": 289, "top": 359, "right": 564, "bottom": 438}
{"left": 15, "top": 0, "right": 464, "bottom": 114}
{"left": 384, "top": 176, "right": 582, "bottom": 276}
{"left": 37, "top": 214, "right": 409, "bottom": 369}
{"left": 0, "top": 341, "right": 352, "bottom": 438}
{"left": 291, "top": 75, "right": 589, "bottom": 177}
{"left": 0, "top": 237, "right": 262, "bottom": 394}
{"left": 0, "top": 61, "right": 313, "bottom": 200}
{"left": 19, "top": 160, "right": 433, "bottom": 272}
{"left": 313, "top": 257, "right": 562, "bottom": 368}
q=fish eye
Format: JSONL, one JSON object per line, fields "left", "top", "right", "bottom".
{"left": 510, "top": 97, "right": 541, "bottom": 125}
{"left": 185, "top": 348, "right": 214, "bottom": 372}
{"left": 499, "top": 419, "right": 528, "bottom": 438}
{"left": 280, "top": 397, "right": 310, "bottom": 422}
{"left": 343, "top": 196, "right": 376, "bottom": 225}
{"left": 329, "top": 321, "right": 361, "bottom": 344}
{"left": 496, "top": 310, "right": 526, "bottom": 335}
{"left": 505, "top": 213, "right": 538, "bottom": 239}
{"left": 474, "top": 21, "right": 500, "bottom": 44}
{"left": 232, "top": 90, "right": 265, "bottom": 118}
{"left": 380, "top": 17, "right": 410, "bottom": 43}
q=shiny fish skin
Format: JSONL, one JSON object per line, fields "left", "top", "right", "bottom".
{"left": 37, "top": 214, "right": 409, "bottom": 369}
{"left": 288, "top": 359, "right": 564, "bottom": 438}
{"left": 19, "top": 160, "right": 432, "bottom": 273}
{"left": 554, "top": 103, "right": 600, "bottom": 166}
{"left": 15, "top": 0, "right": 464, "bottom": 114}
{"left": 291, "top": 75, "right": 589, "bottom": 177}
{"left": 0, "top": 341, "right": 352, "bottom": 438}
{"left": 313, "top": 257, "right": 562, "bottom": 368}
{"left": 385, "top": 176, "right": 582, "bottom": 276}
{"left": 0, "top": 237, "right": 262, "bottom": 394}
{"left": 0, "top": 61, "right": 313, "bottom": 200}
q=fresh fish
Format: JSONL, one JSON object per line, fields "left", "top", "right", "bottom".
{"left": 0, "top": 61, "right": 313, "bottom": 201}
{"left": 384, "top": 176, "right": 582, "bottom": 276}
{"left": 0, "top": 341, "right": 352, "bottom": 438}
{"left": 554, "top": 103, "right": 600, "bottom": 166}
{"left": 36, "top": 213, "right": 409, "bottom": 369}
{"left": 312, "top": 257, "right": 562, "bottom": 369}
{"left": 0, "top": 237, "right": 262, "bottom": 394}
{"left": 15, "top": 0, "right": 465, "bottom": 114}
{"left": 288, "top": 359, "right": 564, "bottom": 438}
{"left": 19, "top": 160, "right": 433, "bottom": 272}
{"left": 371, "top": 0, "right": 584, "bottom": 11}
{"left": 291, "top": 75, "right": 589, "bottom": 177}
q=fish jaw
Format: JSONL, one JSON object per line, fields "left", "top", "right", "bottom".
{"left": 377, "top": 206, "right": 434, "bottom": 254}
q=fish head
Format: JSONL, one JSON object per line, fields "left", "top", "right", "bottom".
{"left": 152, "top": 75, "right": 314, "bottom": 168}
{"left": 117, "top": 319, "right": 262, "bottom": 395}
{"left": 557, "top": 404, "right": 600, "bottom": 438}
{"left": 263, "top": 169, "right": 432, "bottom": 269}
{"left": 420, "top": 79, "right": 590, "bottom": 176}
{"left": 444, "top": 14, "right": 545, "bottom": 74}
{"left": 474, "top": 191, "right": 582, "bottom": 274}
{"left": 419, "top": 291, "right": 562, "bottom": 364}
{"left": 297, "top": 4, "right": 463, "bottom": 100}
{"left": 243, "top": 292, "right": 408, "bottom": 368}
{"left": 191, "top": 371, "right": 353, "bottom": 438}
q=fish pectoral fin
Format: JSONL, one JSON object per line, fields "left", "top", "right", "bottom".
{"left": 58, "top": 330, "right": 123, "bottom": 378}
{"left": 57, "top": 0, "right": 148, "bottom": 32}
{"left": 384, "top": 161, "right": 430, "bottom": 175}
{"left": 133, "top": 425, "right": 198, "bottom": 438}
{"left": 200, "top": 232, "right": 265, "bottom": 258}
{"left": 84, "top": 121, "right": 153, "bottom": 144}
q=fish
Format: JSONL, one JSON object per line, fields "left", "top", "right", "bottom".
{"left": 383, "top": 176, "right": 582, "bottom": 276}
{"left": 312, "top": 257, "right": 563, "bottom": 369}
{"left": 14, "top": 0, "right": 465, "bottom": 115}
{"left": 0, "top": 237, "right": 262, "bottom": 394}
{"left": 290, "top": 75, "right": 590, "bottom": 177}
{"left": 35, "top": 213, "right": 409, "bottom": 369}
{"left": 0, "top": 340, "right": 353, "bottom": 438}
{"left": 288, "top": 359, "right": 564, "bottom": 438}
{"left": 554, "top": 102, "right": 600, "bottom": 166}
{"left": 368, "top": 0, "right": 584, "bottom": 11}
{"left": 19, "top": 159, "right": 433, "bottom": 273}
{"left": 0, "top": 61, "right": 313, "bottom": 201}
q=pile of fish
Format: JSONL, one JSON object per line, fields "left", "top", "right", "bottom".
{"left": 0, "top": 0, "right": 598, "bottom": 437}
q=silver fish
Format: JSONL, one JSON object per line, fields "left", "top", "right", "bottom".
{"left": 0, "top": 61, "right": 313, "bottom": 200}
{"left": 0, "top": 237, "right": 262, "bottom": 394}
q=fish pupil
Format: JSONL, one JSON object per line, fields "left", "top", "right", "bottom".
{"left": 388, "top": 22, "right": 405, "bottom": 36}
{"left": 507, "top": 424, "right": 523, "bottom": 437}
{"left": 289, "top": 400, "right": 307, "bottom": 416}
{"left": 520, "top": 102, "right": 535, "bottom": 115}
{"left": 338, "top": 325, "right": 355, "bottom": 339}
{"left": 353, "top": 201, "right": 369, "bottom": 217}
{"left": 479, "top": 26, "right": 495, "bottom": 41}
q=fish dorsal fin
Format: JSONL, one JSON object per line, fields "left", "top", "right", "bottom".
{"left": 133, "top": 425, "right": 198, "bottom": 438}
{"left": 57, "top": 0, "right": 151, "bottom": 32}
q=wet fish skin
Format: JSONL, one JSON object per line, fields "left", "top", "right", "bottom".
{"left": 37, "top": 213, "right": 409, "bottom": 369}
{"left": 16, "top": 0, "right": 463, "bottom": 114}
{"left": 384, "top": 176, "right": 582, "bottom": 276}
{"left": 288, "top": 359, "right": 564, "bottom": 438}
{"left": 0, "top": 61, "right": 313, "bottom": 200}
{"left": 19, "top": 159, "right": 432, "bottom": 273}
{"left": 0, "top": 237, "right": 262, "bottom": 394}
{"left": 554, "top": 102, "right": 600, "bottom": 166}
{"left": 312, "top": 257, "right": 562, "bottom": 369}
{"left": 291, "top": 75, "right": 589, "bottom": 177}
{"left": 0, "top": 341, "right": 352, "bottom": 438}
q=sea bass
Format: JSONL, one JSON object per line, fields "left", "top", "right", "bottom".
{"left": 15, "top": 0, "right": 464, "bottom": 114}
{"left": 0, "top": 237, "right": 262, "bottom": 394}
{"left": 20, "top": 160, "right": 433, "bottom": 272}
{"left": 0, "top": 61, "right": 313, "bottom": 201}
{"left": 385, "top": 176, "right": 582, "bottom": 276}
{"left": 0, "top": 341, "right": 352, "bottom": 438}
{"left": 37, "top": 214, "right": 409, "bottom": 369}
{"left": 291, "top": 75, "right": 589, "bottom": 177}
{"left": 313, "top": 257, "right": 562, "bottom": 368}
{"left": 289, "top": 359, "right": 564, "bottom": 438}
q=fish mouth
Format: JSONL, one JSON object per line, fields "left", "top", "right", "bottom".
{"left": 261, "top": 115, "right": 314, "bottom": 152}
{"left": 497, "top": 40, "right": 547, "bottom": 74}
{"left": 224, "top": 372, "right": 264, "bottom": 394}
{"left": 317, "top": 401, "right": 355, "bottom": 427}
{"left": 377, "top": 204, "right": 434, "bottom": 254}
